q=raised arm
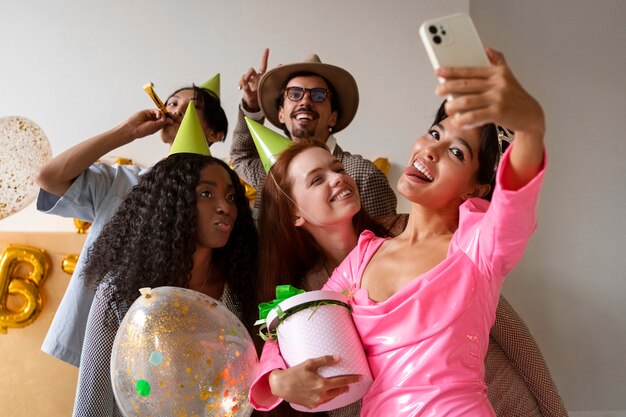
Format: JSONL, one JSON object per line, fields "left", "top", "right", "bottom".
{"left": 230, "top": 108, "right": 268, "bottom": 191}
{"left": 35, "top": 109, "right": 169, "bottom": 197}
{"left": 238, "top": 48, "right": 269, "bottom": 113}
{"left": 436, "top": 48, "right": 545, "bottom": 190}
{"left": 231, "top": 48, "right": 271, "bottom": 190}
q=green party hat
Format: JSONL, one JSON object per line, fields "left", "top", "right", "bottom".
{"left": 169, "top": 104, "right": 211, "bottom": 156}
{"left": 200, "top": 73, "right": 220, "bottom": 98}
{"left": 245, "top": 117, "right": 293, "bottom": 172}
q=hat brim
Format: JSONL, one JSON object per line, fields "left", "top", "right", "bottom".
{"left": 258, "top": 61, "right": 359, "bottom": 134}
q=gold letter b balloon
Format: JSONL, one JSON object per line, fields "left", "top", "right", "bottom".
{"left": 0, "top": 244, "right": 50, "bottom": 334}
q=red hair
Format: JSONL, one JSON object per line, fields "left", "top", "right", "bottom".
{"left": 258, "top": 141, "right": 389, "bottom": 304}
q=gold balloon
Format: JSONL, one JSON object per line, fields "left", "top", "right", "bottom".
{"left": 0, "top": 244, "right": 50, "bottom": 334}
{"left": 73, "top": 218, "right": 92, "bottom": 234}
{"left": 228, "top": 160, "right": 256, "bottom": 205}
{"left": 372, "top": 157, "right": 390, "bottom": 176}
{"left": 61, "top": 254, "right": 79, "bottom": 275}
{"left": 114, "top": 157, "right": 133, "bottom": 165}
{"left": 243, "top": 180, "right": 256, "bottom": 204}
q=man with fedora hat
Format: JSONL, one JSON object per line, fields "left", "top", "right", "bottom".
{"left": 231, "top": 49, "right": 397, "bottom": 217}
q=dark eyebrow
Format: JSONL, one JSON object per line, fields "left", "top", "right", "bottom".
{"left": 434, "top": 123, "right": 475, "bottom": 160}
{"left": 197, "top": 180, "right": 235, "bottom": 189}
{"left": 165, "top": 95, "right": 197, "bottom": 104}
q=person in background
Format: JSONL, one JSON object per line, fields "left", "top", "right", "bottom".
{"left": 35, "top": 79, "right": 227, "bottom": 367}
{"left": 231, "top": 49, "right": 397, "bottom": 217}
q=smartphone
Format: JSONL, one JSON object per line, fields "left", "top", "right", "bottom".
{"left": 419, "top": 13, "right": 490, "bottom": 97}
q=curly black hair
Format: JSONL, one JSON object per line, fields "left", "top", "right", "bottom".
{"left": 83, "top": 153, "right": 258, "bottom": 329}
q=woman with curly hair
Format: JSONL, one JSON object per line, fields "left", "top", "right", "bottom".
{"left": 71, "top": 153, "right": 258, "bottom": 417}
{"left": 37, "top": 83, "right": 228, "bottom": 368}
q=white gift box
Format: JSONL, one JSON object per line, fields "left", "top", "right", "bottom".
{"left": 266, "top": 290, "right": 372, "bottom": 412}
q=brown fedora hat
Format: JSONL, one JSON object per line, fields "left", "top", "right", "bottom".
{"left": 258, "top": 54, "right": 359, "bottom": 134}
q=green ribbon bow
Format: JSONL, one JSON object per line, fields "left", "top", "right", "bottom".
{"left": 255, "top": 285, "right": 305, "bottom": 340}
{"left": 258, "top": 285, "right": 305, "bottom": 320}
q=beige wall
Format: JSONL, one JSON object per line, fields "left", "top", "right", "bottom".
{"left": 0, "top": 233, "right": 85, "bottom": 417}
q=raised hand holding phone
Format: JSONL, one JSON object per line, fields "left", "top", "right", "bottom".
{"left": 419, "top": 13, "right": 490, "bottom": 99}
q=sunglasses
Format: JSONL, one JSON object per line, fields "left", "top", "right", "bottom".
{"left": 284, "top": 87, "right": 330, "bottom": 103}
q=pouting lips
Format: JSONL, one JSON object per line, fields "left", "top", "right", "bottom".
{"left": 215, "top": 220, "right": 232, "bottom": 232}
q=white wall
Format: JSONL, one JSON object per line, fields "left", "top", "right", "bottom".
{"left": 1, "top": 0, "right": 625, "bottom": 414}
{"left": 0, "top": 0, "right": 466, "bottom": 230}
{"left": 471, "top": 0, "right": 626, "bottom": 414}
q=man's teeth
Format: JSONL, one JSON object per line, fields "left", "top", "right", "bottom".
{"left": 296, "top": 114, "right": 312, "bottom": 120}
{"left": 413, "top": 161, "right": 434, "bottom": 181}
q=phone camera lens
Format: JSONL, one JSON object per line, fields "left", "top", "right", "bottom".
{"left": 433, "top": 35, "right": 442, "bottom": 44}
{"left": 428, "top": 25, "right": 437, "bottom": 34}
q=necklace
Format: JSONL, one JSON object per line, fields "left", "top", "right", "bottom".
{"left": 198, "top": 262, "right": 213, "bottom": 294}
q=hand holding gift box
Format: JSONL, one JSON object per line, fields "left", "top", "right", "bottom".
{"left": 256, "top": 285, "right": 372, "bottom": 412}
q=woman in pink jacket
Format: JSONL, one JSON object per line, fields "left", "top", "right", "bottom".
{"left": 251, "top": 48, "right": 547, "bottom": 416}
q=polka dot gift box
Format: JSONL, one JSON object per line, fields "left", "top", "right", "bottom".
{"left": 264, "top": 288, "right": 372, "bottom": 412}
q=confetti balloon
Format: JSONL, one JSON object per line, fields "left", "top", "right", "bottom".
{"left": 0, "top": 116, "right": 52, "bottom": 220}
{"left": 111, "top": 286, "right": 257, "bottom": 417}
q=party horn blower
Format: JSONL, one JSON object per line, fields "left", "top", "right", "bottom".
{"left": 143, "top": 82, "right": 168, "bottom": 114}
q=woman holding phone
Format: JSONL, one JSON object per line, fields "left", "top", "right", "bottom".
{"left": 251, "top": 48, "right": 553, "bottom": 416}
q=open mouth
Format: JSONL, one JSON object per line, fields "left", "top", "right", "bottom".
{"left": 293, "top": 107, "right": 318, "bottom": 122}
{"left": 411, "top": 160, "right": 434, "bottom": 182}
{"left": 330, "top": 188, "right": 353, "bottom": 202}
